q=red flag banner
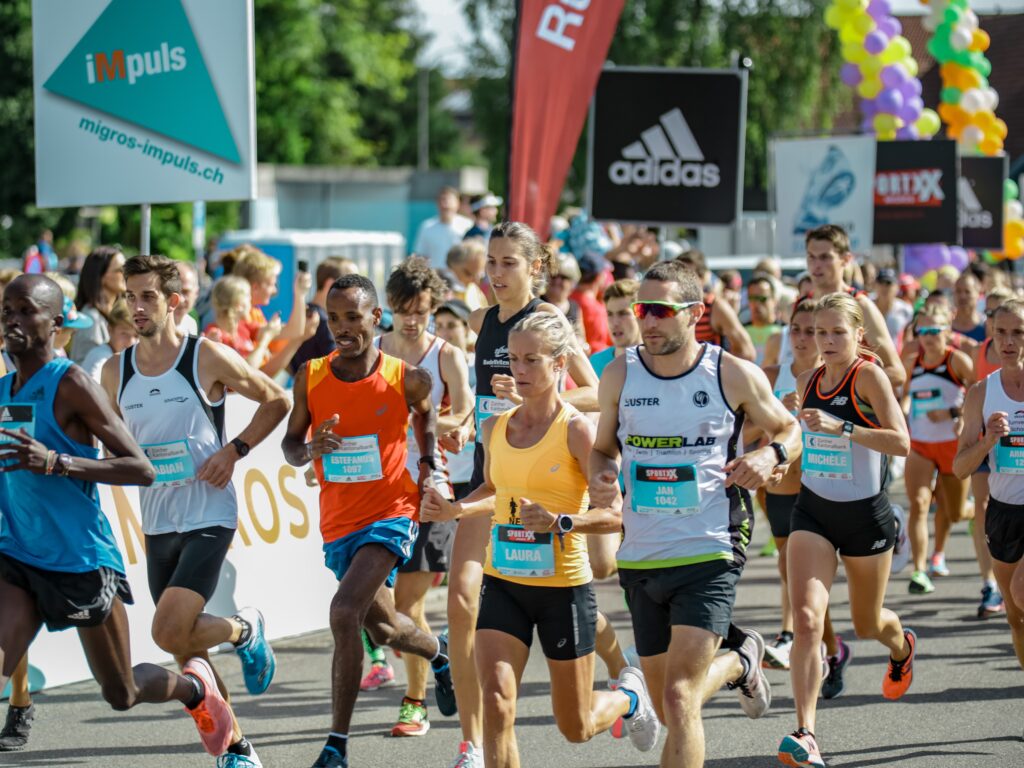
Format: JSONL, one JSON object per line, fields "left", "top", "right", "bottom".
{"left": 507, "top": 0, "right": 625, "bottom": 236}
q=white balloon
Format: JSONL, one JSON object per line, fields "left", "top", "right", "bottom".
{"left": 960, "top": 125, "right": 984, "bottom": 147}
{"left": 986, "top": 88, "right": 999, "bottom": 111}
{"left": 1008, "top": 200, "right": 1024, "bottom": 221}
{"left": 922, "top": 16, "right": 937, "bottom": 32}
{"left": 960, "top": 88, "right": 986, "bottom": 112}
{"left": 963, "top": 10, "right": 979, "bottom": 32}
{"left": 951, "top": 26, "right": 973, "bottom": 51}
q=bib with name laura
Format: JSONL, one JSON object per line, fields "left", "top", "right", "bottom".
{"left": 475, "top": 395, "right": 515, "bottom": 438}
{"left": 0, "top": 404, "right": 34, "bottom": 443}
{"left": 491, "top": 524, "right": 555, "bottom": 578}
{"left": 324, "top": 435, "right": 384, "bottom": 483}
{"left": 142, "top": 439, "right": 195, "bottom": 487}
{"left": 802, "top": 432, "right": 853, "bottom": 480}
{"left": 631, "top": 463, "right": 701, "bottom": 516}
{"left": 994, "top": 434, "right": 1024, "bottom": 475}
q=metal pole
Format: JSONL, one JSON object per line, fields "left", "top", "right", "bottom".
{"left": 140, "top": 203, "right": 152, "bottom": 255}
{"left": 418, "top": 68, "right": 429, "bottom": 171}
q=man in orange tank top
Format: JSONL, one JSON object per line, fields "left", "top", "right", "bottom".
{"left": 282, "top": 275, "right": 456, "bottom": 768}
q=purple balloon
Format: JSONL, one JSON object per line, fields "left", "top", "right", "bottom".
{"left": 880, "top": 17, "right": 902, "bottom": 38}
{"left": 949, "top": 246, "right": 969, "bottom": 271}
{"left": 881, "top": 65, "right": 907, "bottom": 90}
{"left": 841, "top": 63, "right": 862, "bottom": 87}
{"left": 861, "top": 98, "right": 879, "bottom": 118}
{"left": 864, "top": 30, "right": 889, "bottom": 55}
{"left": 901, "top": 77, "right": 923, "bottom": 98}
{"left": 877, "top": 88, "right": 905, "bottom": 115}
{"left": 920, "top": 245, "right": 947, "bottom": 272}
{"left": 896, "top": 124, "right": 920, "bottom": 140}
{"left": 868, "top": 0, "right": 892, "bottom": 19}
{"left": 900, "top": 96, "right": 924, "bottom": 124}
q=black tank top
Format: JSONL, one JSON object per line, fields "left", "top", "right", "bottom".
{"left": 801, "top": 359, "right": 878, "bottom": 429}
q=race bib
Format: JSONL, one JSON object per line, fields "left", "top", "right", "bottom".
{"left": 993, "top": 434, "right": 1024, "bottom": 475}
{"left": 323, "top": 435, "right": 384, "bottom": 483}
{"left": 475, "top": 395, "right": 515, "bottom": 440}
{"left": 802, "top": 432, "right": 853, "bottom": 480}
{"left": 0, "top": 404, "right": 34, "bottom": 443}
{"left": 142, "top": 439, "right": 195, "bottom": 487}
{"left": 631, "top": 463, "right": 701, "bottom": 516}
{"left": 910, "top": 388, "right": 944, "bottom": 421}
{"left": 491, "top": 524, "right": 555, "bottom": 578}
{"left": 774, "top": 389, "right": 796, "bottom": 415}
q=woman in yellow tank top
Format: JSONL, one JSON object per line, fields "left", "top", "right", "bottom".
{"left": 422, "top": 312, "right": 659, "bottom": 766}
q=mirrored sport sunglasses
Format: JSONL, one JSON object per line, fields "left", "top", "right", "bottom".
{"left": 748, "top": 295, "right": 772, "bottom": 304}
{"left": 630, "top": 300, "right": 700, "bottom": 320}
{"left": 916, "top": 326, "right": 947, "bottom": 336}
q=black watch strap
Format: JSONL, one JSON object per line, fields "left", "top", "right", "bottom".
{"left": 418, "top": 455, "right": 436, "bottom": 470}
{"left": 770, "top": 441, "right": 788, "bottom": 467}
{"left": 230, "top": 437, "right": 250, "bottom": 457}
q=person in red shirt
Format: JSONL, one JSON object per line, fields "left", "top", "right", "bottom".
{"left": 570, "top": 253, "right": 613, "bottom": 354}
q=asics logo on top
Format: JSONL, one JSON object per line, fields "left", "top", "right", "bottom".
{"left": 85, "top": 42, "right": 187, "bottom": 86}
{"left": 959, "top": 177, "right": 992, "bottom": 229}
{"left": 874, "top": 169, "right": 944, "bottom": 207}
{"left": 609, "top": 108, "right": 721, "bottom": 189}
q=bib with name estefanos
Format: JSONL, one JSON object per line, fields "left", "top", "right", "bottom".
{"left": 323, "top": 434, "right": 384, "bottom": 483}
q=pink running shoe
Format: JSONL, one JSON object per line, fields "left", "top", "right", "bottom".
{"left": 181, "top": 657, "right": 233, "bottom": 756}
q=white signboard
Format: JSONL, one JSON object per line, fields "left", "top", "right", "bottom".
{"left": 32, "top": 0, "right": 257, "bottom": 207}
{"left": 772, "top": 135, "right": 876, "bottom": 256}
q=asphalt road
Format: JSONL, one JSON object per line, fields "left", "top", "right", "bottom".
{"left": 3, "top": 490, "right": 1023, "bottom": 767}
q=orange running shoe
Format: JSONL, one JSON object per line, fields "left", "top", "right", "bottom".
{"left": 882, "top": 628, "right": 916, "bottom": 700}
{"left": 181, "top": 657, "right": 233, "bottom": 755}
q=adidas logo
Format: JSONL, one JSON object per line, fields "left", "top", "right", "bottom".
{"left": 67, "top": 609, "right": 92, "bottom": 621}
{"left": 958, "top": 177, "right": 992, "bottom": 229}
{"left": 609, "top": 108, "right": 720, "bottom": 189}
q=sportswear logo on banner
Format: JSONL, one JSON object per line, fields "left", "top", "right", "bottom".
{"left": 959, "top": 177, "right": 992, "bottom": 229}
{"left": 692, "top": 391, "right": 710, "bottom": 407}
{"left": 43, "top": 0, "right": 240, "bottom": 163}
{"left": 609, "top": 108, "right": 721, "bottom": 189}
{"left": 874, "top": 170, "right": 944, "bottom": 207}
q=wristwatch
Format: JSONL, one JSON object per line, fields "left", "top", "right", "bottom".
{"left": 842, "top": 421, "right": 855, "bottom": 437}
{"left": 769, "top": 441, "right": 788, "bottom": 467}
{"left": 555, "top": 514, "right": 575, "bottom": 534}
{"left": 418, "top": 455, "right": 437, "bottom": 471}
{"left": 230, "top": 437, "right": 251, "bottom": 457}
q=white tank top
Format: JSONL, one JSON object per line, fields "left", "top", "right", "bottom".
{"left": 773, "top": 362, "right": 799, "bottom": 409}
{"left": 616, "top": 344, "right": 752, "bottom": 567}
{"left": 118, "top": 336, "right": 237, "bottom": 534}
{"left": 778, "top": 326, "right": 793, "bottom": 369}
{"left": 907, "top": 350, "right": 963, "bottom": 443}
{"left": 446, "top": 352, "right": 476, "bottom": 485}
{"left": 984, "top": 370, "right": 1024, "bottom": 505}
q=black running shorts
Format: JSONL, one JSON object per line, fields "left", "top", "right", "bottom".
{"left": 986, "top": 496, "right": 1024, "bottom": 564}
{"left": 765, "top": 492, "right": 798, "bottom": 539}
{"left": 618, "top": 558, "right": 743, "bottom": 657}
{"left": 0, "top": 553, "right": 133, "bottom": 632}
{"left": 790, "top": 487, "right": 895, "bottom": 557}
{"left": 398, "top": 521, "right": 456, "bottom": 574}
{"left": 476, "top": 575, "right": 597, "bottom": 661}
{"left": 146, "top": 526, "right": 235, "bottom": 603}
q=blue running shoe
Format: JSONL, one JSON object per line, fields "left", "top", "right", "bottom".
{"left": 431, "top": 632, "right": 457, "bottom": 717}
{"left": 234, "top": 607, "right": 275, "bottom": 696}
{"left": 311, "top": 747, "right": 347, "bottom": 768}
{"left": 217, "top": 748, "right": 263, "bottom": 767}
{"left": 978, "top": 584, "right": 1006, "bottom": 618}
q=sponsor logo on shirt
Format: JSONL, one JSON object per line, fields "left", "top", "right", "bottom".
{"left": 625, "top": 434, "right": 716, "bottom": 449}
{"left": 624, "top": 397, "right": 660, "bottom": 407}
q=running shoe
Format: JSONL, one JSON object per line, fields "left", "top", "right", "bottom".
{"left": 978, "top": 584, "right": 1006, "bottom": 619}
{"left": 610, "top": 716, "right": 626, "bottom": 739}
{"left": 882, "top": 628, "right": 916, "bottom": 700}
{"left": 890, "top": 504, "right": 910, "bottom": 574}
{"left": 927, "top": 553, "right": 950, "bottom": 578}
{"left": 359, "top": 661, "right": 396, "bottom": 691}
{"left": 615, "top": 666, "right": 660, "bottom": 752}
{"left": 820, "top": 637, "right": 851, "bottom": 700}
{"left": 310, "top": 747, "right": 347, "bottom": 767}
{"left": 778, "top": 729, "right": 826, "bottom": 767}
{"left": 182, "top": 657, "right": 234, "bottom": 756}
{"left": 730, "top": 629, "right": 772, "bottom": 719}
{"left": 233, "top": 607, "right": 275, "bottom": 696}
{"left": 763, "top": 634, "right": 793, "bottom": 670}
{"left": 908, "top": 570, "right": 935, "bottom": 594}
{"left": 0, "top": 704, "right": 34, "bottom": 751}
{"left": 447, "top": 741, "right": 484, "bottom": 768}
{"left": 431, "top": 632, "right": 458, "bottom": 716}
{"left": 391, "top": 697, "right": 430, "bottom": 737}
{"left": 760, "top": 538, "right": 779, "bottom": 558}
{"left": 217, "top": 748, "right": 263, "bottom": 767}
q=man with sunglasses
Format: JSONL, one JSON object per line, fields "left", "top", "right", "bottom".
{"left": 588, "top": 261, "right": 802, "bottom": 768}
{"left": 743, "top": 276, "right": 782, "bottom": 366}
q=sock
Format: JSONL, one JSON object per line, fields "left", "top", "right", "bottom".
{"left": 183, "top": 674, "right": 205, "bottom": 710}
{"left": 402, "top": 696, "right": 425, "bottom": 707}
{"left": 429, "top": 637, "right": 448, "bottom": 671}
{"left": 779, "top": 631, "right": 794, "bottom": 643}
{"left": 737, "top": 651, "right": 751, "bottom": 681}
{"left": 362, "top": 629, "right": 386, "bottom": 665}
{"left": 620, "top": 688, "right": 639, "bottom": 719}
{"left": 326, "top": 732, "right": 348, "bottom": 756}
{"left": 985, "top": 578, "right": 997, "bottom": 589}
{"left": 227, "top": 737, "right": 252, "bottom": 757}
{"left": 233, "top": 616, "right": 252, "bottom": 647}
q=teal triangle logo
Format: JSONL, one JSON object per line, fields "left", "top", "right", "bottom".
{"left": 44, "top": 0, "right": 240, "bottom": 164}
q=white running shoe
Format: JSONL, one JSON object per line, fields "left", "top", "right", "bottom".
{"left": 762, "top": 634, "right": 793, "bottom": 670}
{"left": 446, "top": 741, "right": 484, "bottom": 768}
{"left": 731, "top": 629, "right": 772, "bottom": 719}
{"left": 615, "top": 666, "right": 660, "bottom": 752}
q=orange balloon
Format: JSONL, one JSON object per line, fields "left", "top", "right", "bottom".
{"left": 979, "top": 137, "right": 1002, "bottom": 156}
{"left": 972, "top": 29, "right": 991, "bottom": 52}
{"left": 947, "top": 106, "right": 970, "bottom": 130}
{"left": 939, "top": 62, "right": 957, "bottom": 81}
{"left": 1007, "top": 221, "right": 1024, "bottom": 240}
{"left": 961, "top": 69, "right": 984, "bottom": 90}
{"left": 973, "top": 111, "right": 997, "bottom": 131}
{"left": 994, "top": 118, "right": 1009, "bottom": 140}
{"left": 938, "top": 103, "right": 956, "bottom": 122}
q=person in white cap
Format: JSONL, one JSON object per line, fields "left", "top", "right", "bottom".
{"left": 464, "top": 193, "right": 503, "bottom": 242}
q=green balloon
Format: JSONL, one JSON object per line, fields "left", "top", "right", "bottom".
{"left": 1006, "top": 179, "right": 1020, "bottom": 202}
{"left": 950, "top": 0, "right": 969, "bottom": 7}
{"left": 941, "top": 87, "right": 961, "bottom": 104}
{"left": 944, "top": 7, "right": 963, "bottom": 24}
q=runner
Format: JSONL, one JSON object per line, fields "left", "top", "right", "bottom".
{"left": 102, "top": 255, "right": 288, "bottom": 768}
{"left": 444, "top": 222, "right": 601, "bottom": 768}
{"left": 744, "top": 275, "right": 783, "bottom": 366}
{"left": 377, "top": 258, "right": 473, "bottom": 738}
{"left": 589, "top": 261, "right": 801, "bottom": 768}
{"left": 589, "top": 279, "right": 640, "bottom": 379}
{"left": 952, "top": 271, "right": 987, "bottom": 342}
{"left": 674, "top": 249, "right": 756, "bottom": 361}
{"left": 421, "top": 311, "right": 659, "bottom": 766}
{"left": 902, "top": 304, "right": 973, "bottom": 595}
{"left": 0, "top": 274, "right": 233, "bottom": 758}
{"left": 780, "top": 293, "right": 916, "bottom": 768}
{"left": 281, "top": 273, "right": 456, "bottom": 768}
{"left": 954, "top": 297, "right": 1024, "bottom": 670}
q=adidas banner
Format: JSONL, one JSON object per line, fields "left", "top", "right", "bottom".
{"left": 960, "top": 155, "right": 1007, "bottom": 250}
{"left": 507, "top": 0, "right": 625, "bottom": 236}
{"left": 873, "top": 140, "right": 958, "bottom": 245}
{"left": 32, "top": 0, "right": 256, "bottom": 207}
{"left": 587, "top": 67, "right": 747, "bottom": 226}
{"left": 772, "top": 136, "right": 876, "bottom": 257}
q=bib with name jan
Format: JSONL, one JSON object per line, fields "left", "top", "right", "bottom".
{"left": 475, "top": 395, "right": 515, "bottom": 439}
{"left": 994, "top": 434, "right": 1024, "bottom": 475}
{"left": 0, "top": 404, "right": 35, "bottom": 443}
{"left": 491, "top": 524, "right": 555, "bottom": 578}
{"left": 910, "top": 388, "right": 944, "bottom": 420}
{"left": 631, "top": 463, "right": 701, "bottom": 516}
{"left": 142, "top": 439, "right": 195, "bottom": 487}
{"left": 324, "top": 435, "right": 383, "bottom": 483}
{"left": 802, "top": 432, "right": 853, "bottom": 480}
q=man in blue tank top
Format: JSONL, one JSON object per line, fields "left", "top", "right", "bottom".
{"left": 0, "top": 274, "right": 234, "bottom": 758}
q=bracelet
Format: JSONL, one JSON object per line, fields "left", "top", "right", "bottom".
{"left": 304, "top": 442, "right": 314, "bottom": 462}
{"left": 949, "top": 406, "right": 962, "bottom": 419}
{"left": 57, "top": 453, "right": 73, "bottom": 477}
{"left": 44, "top": 450, "right": 57, "bottom": 475}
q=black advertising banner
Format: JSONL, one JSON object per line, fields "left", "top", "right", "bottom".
{"left": 959, "top": 155, "right": 1007, "bottom": 250}
{"left": 873, "top": 140, "right": 958, "bottom": 245}
{"left": 588, "top": 67, "right": 747, "bottom": 226}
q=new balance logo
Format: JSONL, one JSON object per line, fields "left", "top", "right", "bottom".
{"left": 959, "top": 177, "right": 992, "bottom": 229}
{"left": 870, "top": 539, "right": 887, "bottom": 551}
{"left": 830, "top": 396, "right": 849, "bottom": 406}
{"left": 609, "top": 108, "right": 720, "bottom": 189}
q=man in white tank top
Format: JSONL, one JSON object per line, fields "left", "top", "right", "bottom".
{"left": 101, "top": 256, "right": 290, "bottom": 768}
{"left": 589, "top": 262, "right": 803, "bottom": 768}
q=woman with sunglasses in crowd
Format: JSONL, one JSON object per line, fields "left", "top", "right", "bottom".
{"left": 901, "top": 305, "right": 974, "bottom": 597}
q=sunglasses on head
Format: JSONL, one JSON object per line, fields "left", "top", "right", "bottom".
{"left": 916, "top": 326, "right": 947, "bottom": 336}
{"left": 748, "top": 295, "right": 772, "bottom": 304}
{"left": 631, "top": 300, "right": 700, "bottom": 320}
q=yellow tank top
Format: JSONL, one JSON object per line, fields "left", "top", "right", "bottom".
{"left": 484, "top": 403, "right": 592, "bottom": 588}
